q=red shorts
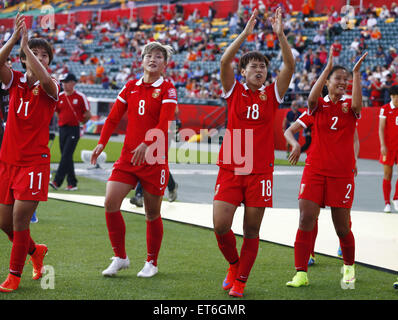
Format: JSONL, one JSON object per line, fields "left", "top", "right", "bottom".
{"left": 109, "top": 159, "right": 169, "bottom": 196}
{"left": 379, "top": 150, "right": 398, "bottom": 166}
{"left": 298, "top": 168, "right": 355, "bottom": 208}
{"left": 0, "top": 161, "right": 50, "bottom": 204}
{"left": 214, "top": 167, "right": 273, "bottom": 207}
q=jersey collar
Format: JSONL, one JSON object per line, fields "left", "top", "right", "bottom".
{"left": 243, "top": 83, "right": 266, "bottom": 92}
{"left": 323, "top": 95, "right": 348, "bottom": 103}
{"left": 20, "top": 73, "right": 40, "bottom": 86}
{"left": 136, "top": 76, "right": 164, "bottom": 87}
{"left": 390, "top": 101, "right": 397, "bottom": 109}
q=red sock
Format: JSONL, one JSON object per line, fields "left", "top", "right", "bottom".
{"left": 105, "top": 211, "right": 126, "bottom": 259}
{"left": 215, "top": 230, "right": 239, "bottom": 264}
{"left": 5, "top": 230, "right": 36, "bottom": 255}
{"left": 383, "top": 179, "right": 391, "bottom": 204}
{"left": 310, "top": 220, "right": 318, "bottom": 256}
{"left": 146, "top": 216, "right": 163, "bottom": 266}
{"left": 9, "top": 229, "right": 31, "bottom": 276}
{"left": 339, "top": 231, "right": 355, "bottom": 265}
{"left": 393, "top": 180, "right": 398, "bottom": 200}
{"left": 294, "top": 229, "right": 313, "bottom": 272}
{"left": 237, "top": 237, "right": 259, "bottom": 282}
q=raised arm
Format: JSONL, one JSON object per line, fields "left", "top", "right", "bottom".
{"left": 220, "top": 9, "right": 258, "bottom": 93}
{"left": 272, "top": 7, "right": 295, "bottom": 99}
{"left": 20, "top": 23, "right": 58, "bottom": 100}
{"left": 307, "top": 48, "right": 334, "bottom": 112}
{"left": 0, "top": 13, "right": 24, "bottom": 86}
{"left": 351, "top": 52, "right": 368, "bottom": 114}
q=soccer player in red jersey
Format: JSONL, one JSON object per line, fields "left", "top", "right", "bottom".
{"left": 213, "top": 8, "right": 295, "bottom": 297}
{"left": 91, "top": 42, "right": 177, "bottom": 278}
{"left": 286, "top": 49, "right": 367, "bottom": 288}
{"left": 284, "top": 111, "right": 360, "bottom": 266}
{"left": 0, "top": 14, "right": 59, "bottom": 292}
{"left": 378, "top": 85, "right": 398, "bottom": 213}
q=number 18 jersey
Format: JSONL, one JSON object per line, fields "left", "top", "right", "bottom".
{"left": 218, "top": 80, "right": 283, "bottom": 174}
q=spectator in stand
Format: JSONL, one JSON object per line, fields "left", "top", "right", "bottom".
{"left": 370, "top": 76, "right": 383, "bottom": 107}
{"left": 370, "top": 27, "right": 382, "bottom": 41}
{"left": 312, "top": 30, "right": 325, "bottom": 46}
{"left": 95, "top": 63, "right": 105, "bottom": 84}
{"left": 362, "top": 73, "right": 371, "bottom": 107}
{"left": 331, "top": 39, "right": 342, "bottom": 64}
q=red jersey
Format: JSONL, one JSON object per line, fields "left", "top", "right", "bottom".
{"left": 98, "top": 76, "right": 177, "bottom": 164}
{"left": 379, "top": 101, "right": 398, "bottom": 151}
{"left": 0, "top": 70, "right": 59, "bottom": 166}
{"left": 57, "top": 90, "right": 90, "bottom": 126}
{"left": 306, "top": 95, "right": 358, "bottom": 177}
{"left": 297, "top": 110, "right": 314, "bottom": 128}
{"left": 218, "top": 80, "right": 283, "bottom": 174}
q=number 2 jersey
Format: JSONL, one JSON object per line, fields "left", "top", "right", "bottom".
{"left": 306, "top": 95, "right": 359, "bottom": 178}
{"left": 218, "top": 80, "right": 283, "bottom": 174}
{"left": 98, "top": 76, "right": 177, "bottom": 164}
{"left": 0, "top": 69, "right": 59, "bottom": 166}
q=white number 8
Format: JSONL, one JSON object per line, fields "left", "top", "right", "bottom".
{"left": 138, "top": 100, "right": 145, "bottom": 115}
{"left": 160, "top": 169, "right": 166, "bottom": 185}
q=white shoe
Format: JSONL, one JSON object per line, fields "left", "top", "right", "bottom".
{"left": 137, "top": 260, "right": 158, "bottom": 278}
{"left": 384, "top": 203, "right": 392, "bottom": 213}
{"left": 102, "top": 256, "right": 130, "bottom": 276}
{"left": 393, "top": 200, "right": 398, "bottom": 212}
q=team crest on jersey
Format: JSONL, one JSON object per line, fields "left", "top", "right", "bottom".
{"left": 32, "top": 86, "right": 39, "bottom": 95}
{"left": 342, "top": 102, "right": 349, "bottom": 113}
{"left": 259, "top": 92, "right": 267, "bottom": 101}
{"left": 152, "top": 89, "right": 161, "bottom": 98}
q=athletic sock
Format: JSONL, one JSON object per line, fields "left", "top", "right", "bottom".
{"left": 294, "top": 229, "right": 313, "bottom": 272}
{"left": 237, "top": 237, "right": 259, "bottom": 282}
{"left": 215, "top": 229, "right": 239, "bottom": 264}
{"left": 383, "top": 179, "right": 391, "bottom": 204}
{"left": 105, "top": 211, "right": 126, "bottom": 259}
{"left": 146, "top": 216, "right": 163, "bottom": 266}
{"left": 310, "top": 219, "right": 318, "bottom": 256}
{"left": 393, "top": 179, "right": 398, "bottom": 201}
{"left": 9, "top": 229, "right": 31, "bottom": 276}
{"left": 339, "top": 230, "right": 355, "bottom": 265}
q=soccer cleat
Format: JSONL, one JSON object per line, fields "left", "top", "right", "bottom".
{"left": 393, "top": 200, "right": 398, "bottom": 212}
{"left": 28, "top": 244, "right": 48, "bottom": 280}
{"left": 49, "top": 181, "right": 58, "bottom": 190}
{"left": 384, "top": 203, "right": 392, "bottom": 213}
{"left": 30, "top": 211, "right": 38, "bottom": 224}
{"left": 337, "top": 246, "right": 342, "bottom": 258}
{"left": 342, "top": 264, "right": 356, "bottom": 284}
{"left": 102, "top": 256, "right": 130, "bottom": 276}
{"left": 65, "top": 185, "right": 78, "bottom": 191}
{"left": 308, "top": 255, "right": 315, "bottom": 266}
{"left": 286, "top": 271, "right": 309, "bottom": 287}
{"left": 393, "top": 278, "right": 398, "bottom": 289}
{"left": 0, "top": 274, "right": 21, "bottom": 293}
{"left": 130, "top": 195, "right": 143, "bottom": 207}
{"left": 229, "top": 280, "right": 246, "bottom": 298}
{"left": 137, "top": 260, "right": 158, "bottom": 278}
{"left": 168, "top": 183, "right": 178, "bottom": 202}
{"left": 223, "top": 262, "right": 239, "bottom": 290}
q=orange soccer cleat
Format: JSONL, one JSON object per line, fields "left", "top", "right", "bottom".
{"left": 222, "top": 262, "right": 239, "bottom": 290}
{"left": 0, "top": 273, "right": 21, "bottom": 293}
{"left": 28, "top": 244, "right": 48, "bottom": 280}
{"left": 229, "top": 280, "right": 246, "bottom": 298}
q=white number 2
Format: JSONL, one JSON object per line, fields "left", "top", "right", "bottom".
{"left": 331, "top": 116, "right": 338, "bottom": 130}
{"left": 345, "top": 183, "right": 352, "bottom": 199}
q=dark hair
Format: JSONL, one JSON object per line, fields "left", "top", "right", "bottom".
{"left": 239, "top": 51, "right": 270, "bottom": 73}
{"left": 389, "top": 85, "right": 398, "bottom": 96}
{"left": 327, "top": 65, "right": 348, "bottom": 79}
{"left": 19, "top": 38, "right": 53, "bottom": 69}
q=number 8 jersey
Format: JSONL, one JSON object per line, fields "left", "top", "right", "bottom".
{"left": 306, "top": 95, "right": 359, "bottom": 177}
{"left": 0, "top": 70, "right": 59, "bottom": 166}
{"left": 218, "top": 80, "right": 283, "bottom": 174}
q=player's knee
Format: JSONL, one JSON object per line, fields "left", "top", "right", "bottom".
{"left": 298, "top": 214, "right": 316, "bottom": 231}
{"left": 104, "top": 198, "right": 120, "bottom": 213}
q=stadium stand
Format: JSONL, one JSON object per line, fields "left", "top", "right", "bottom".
{"left": 1, "top": 0, "right": 397, "bottom": 109}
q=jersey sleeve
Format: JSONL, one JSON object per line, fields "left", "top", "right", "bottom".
{"left": 1, "top": 69, "right": 20, "bottom": 90}
{"left": 143, "top": 84, "right": 177, "bottom": 146}
{"left": 98, "top": 90, "right": 128, "bottom": 147}
{"left": 296, "top": 111, "right": 314, "bottom": 128}
{"left": 379, "top": 105, "right": 387, "bottom": 119}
